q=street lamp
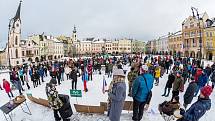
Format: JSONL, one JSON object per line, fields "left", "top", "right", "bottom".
{"left": 191, "top": 7, "right": 203, "bottom": 62}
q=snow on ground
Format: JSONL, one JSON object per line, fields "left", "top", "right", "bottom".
{"left": 0, "top": 63, "right": 215, "bottom": 121}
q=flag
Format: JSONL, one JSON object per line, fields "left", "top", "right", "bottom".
{"left": 102, "top": 76, "right": 107, "bottom": 94}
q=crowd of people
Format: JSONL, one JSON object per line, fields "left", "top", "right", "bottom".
{"left": 0, "top": 54, "right": 214, "bottom": 121}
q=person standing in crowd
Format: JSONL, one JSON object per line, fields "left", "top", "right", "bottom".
{"left": 60, "top": 65, "right": 65, "bottom": 81}
{"left": 44, "top": 65, "right": 48, "bottom": 77}
{"left": 154, "top": 64, "right": 161, "bottom": 86}
{"left": 162, "top": 71, "right": 175, "bottom": 97}
{"left": 87, "top": 63, "right": 93, "bottom": 81}
{"left": 39, "top": 65, "right": 45, "bottom": 83}
{"left": 56, "top": 68, "right": 62, "bottom": 85}
{"left": 12, "top": 68, "right": 24, "bottom": 95}
{"left": 32, "top": 70, "right": 38, "bottom": 88}
{"left": 70, "top": 66, "right": 80, "bottom": 90}
{"left": 3, "top": 79, "right": 14, "bottom": 98}
{"left": 19, "top": 67, "right": 25, "bottom": 85}
{"left": 165, "top": 59, "right": 170, "bottom": 74}
{"left": 65, "top": 65, "right": 71, "bottom": 80}
{"left": 195, "top": 71, "right": 208, "bottom": 96}
{"left": 172, "top": 71, "right": 183, "bottom": 101}
{"left": 108, "top": 67, "right": 126, "bottom": 121}
{"left": 183, "top": 77, "right": 197, "bottom": 109}
{"left": 127, "top": 67, "right": 138, "bottom": 97}
{"left": 24, "top": 70, "right": 30, "bottom": 90}
{"left": 107, "top": 60, "right": 113, "bottom": 78}
{"left": 177, "top": 85, "right": 212, "bottom": 121}
{"left": 204, "top": 64, "right": 212, "bottom": 77}
{"left": 36, "top": 68, "right": 41, "bottom": 85}
{"left": 45, "top": 78, "right": 64, "bottom": 121}
{"left": 132, "top": 65, "right": 154, "bottom": 121}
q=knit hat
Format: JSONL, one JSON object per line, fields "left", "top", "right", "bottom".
{"left": 113, "top": 68, "right": 125, "bottom": 77}
{"left": 201, "top": 85, "right": 213, "bottom": 97}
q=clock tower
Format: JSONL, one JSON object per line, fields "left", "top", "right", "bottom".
{"left": 8, "top": 1, "right": 22, "bottom": 66}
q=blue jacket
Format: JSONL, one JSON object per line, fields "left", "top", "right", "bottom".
{"left": 197, "top": 74, "right": 208, "bottom": 87}
{"left": 39, "top": 67, "right": 44, "bottom": 77}
{"left": 132, "top": 73, "right": 154, "bottom": 102}
{"left": 182, "top": 98, "right": 211, "bottom": 121}
{"left": 19, "top": 69, "right": 23, "bottom": 76}
{"left": 82, "top": 71, "right": 88, "bottom": 82}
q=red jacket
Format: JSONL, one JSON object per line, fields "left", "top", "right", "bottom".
{"left": 3, "top": 81, "right": 11, "bottom": 93}
{"left": 87, "top": 65, "right": 93, "bottom": 74}
{"left": 194, "top": 69, "right": 203, "bottom": 82}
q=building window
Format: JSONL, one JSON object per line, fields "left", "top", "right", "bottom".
{"left": 15, "top": 49, "right": 18, "bottom": 58}
{"left": 15, "top": 36, "right": 18, "bottom": 45}
{"left": 22, "top": 51, "right": 25, "bottom": 56}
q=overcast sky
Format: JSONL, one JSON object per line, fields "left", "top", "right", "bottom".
{"left": 0, "top": 0, "right": 215, "bottom": 46}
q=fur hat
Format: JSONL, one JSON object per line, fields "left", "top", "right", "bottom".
{"left": 201, "top": 85, "right": 213, "bottom": 97}
{"left": 113, "top": 68, "right": 125, "bottom": 77}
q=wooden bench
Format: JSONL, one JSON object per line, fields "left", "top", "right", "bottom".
{"left": 27, "top": 95, "right": 50, "bottom": 108}
{"left": 100, "top": 101, "right": 133, "bottom": 111}
{"left": 74, "top": 104, "right": 105, "bottom": 114}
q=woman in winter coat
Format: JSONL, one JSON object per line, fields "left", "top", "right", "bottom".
{"left": 162, "top": 71, "right": 175, "bottom": 97}
{"left": 108, "top": 68, "right": 126, "bottom": 121}
{"left": 154, "top": 65, "right": 161, "bottom": 86}
{"left": 177, "top": 86, "right": 212, "bottom": 121}
{"left": 183, "top": 77, "right": 197, "bottom": 109}
{"left": 65, "top": 65, "right": 71, "bottom": 80}
{"left": 3, "top": 79, "right": 14, "bottom": 98}
{"left": 24, "top": 72, "right": 30, "bottom": 89}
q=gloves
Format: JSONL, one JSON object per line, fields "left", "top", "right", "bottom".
{"left": 180, "top": 108, "right": 185, "bottom": 115}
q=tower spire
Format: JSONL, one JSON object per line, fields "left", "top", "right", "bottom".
{"left": 14, "top": 0, "right": 22, "bottom": 21}
{"left": 73, "top": 25, "right": 76, "bottom": 33}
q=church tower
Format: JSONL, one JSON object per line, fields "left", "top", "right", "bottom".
{"left": 72, "top": 25, "right": 77, "bottom": 42}
{"left": 8, "top": 1, "right": 22, "bottom": 66}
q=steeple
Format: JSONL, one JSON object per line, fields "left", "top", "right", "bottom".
{"left": 14, "top": 1, "right": 22, "bottom": 21}
{"left": 73, "top": 25, "right": 77, "bottom": 33}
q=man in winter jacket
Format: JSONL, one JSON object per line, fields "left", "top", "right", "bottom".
{"left": 204, "top": 64, "right": 212, "bottom": 77}
{"left": 162, "top": 71, "right": 175, "bottom": 97}
{"left": 177, "top": 85, "right": 212, "bottom": 121}
{"left": 172, "top": 71, "right": 183, "bottom": 101}
{"left": 46, "top": 78, "right": 64, "bottom": 121}
{"left": 132, "top": 65, "right": 154, "bottom": 121}
{"left": 127, "top": 67, "right": 138, "bottom": 97}
{"left": 70, "top": 67, "right": 80, "bottom": 90}
{"left": 39, "top": 66, "right": 45, "bottom": 82}
{"left": 183, "top": 77, "right": 197, "bottom": 109}
{"left": 195, "top": 72, "right": 208, "bottom": 96}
